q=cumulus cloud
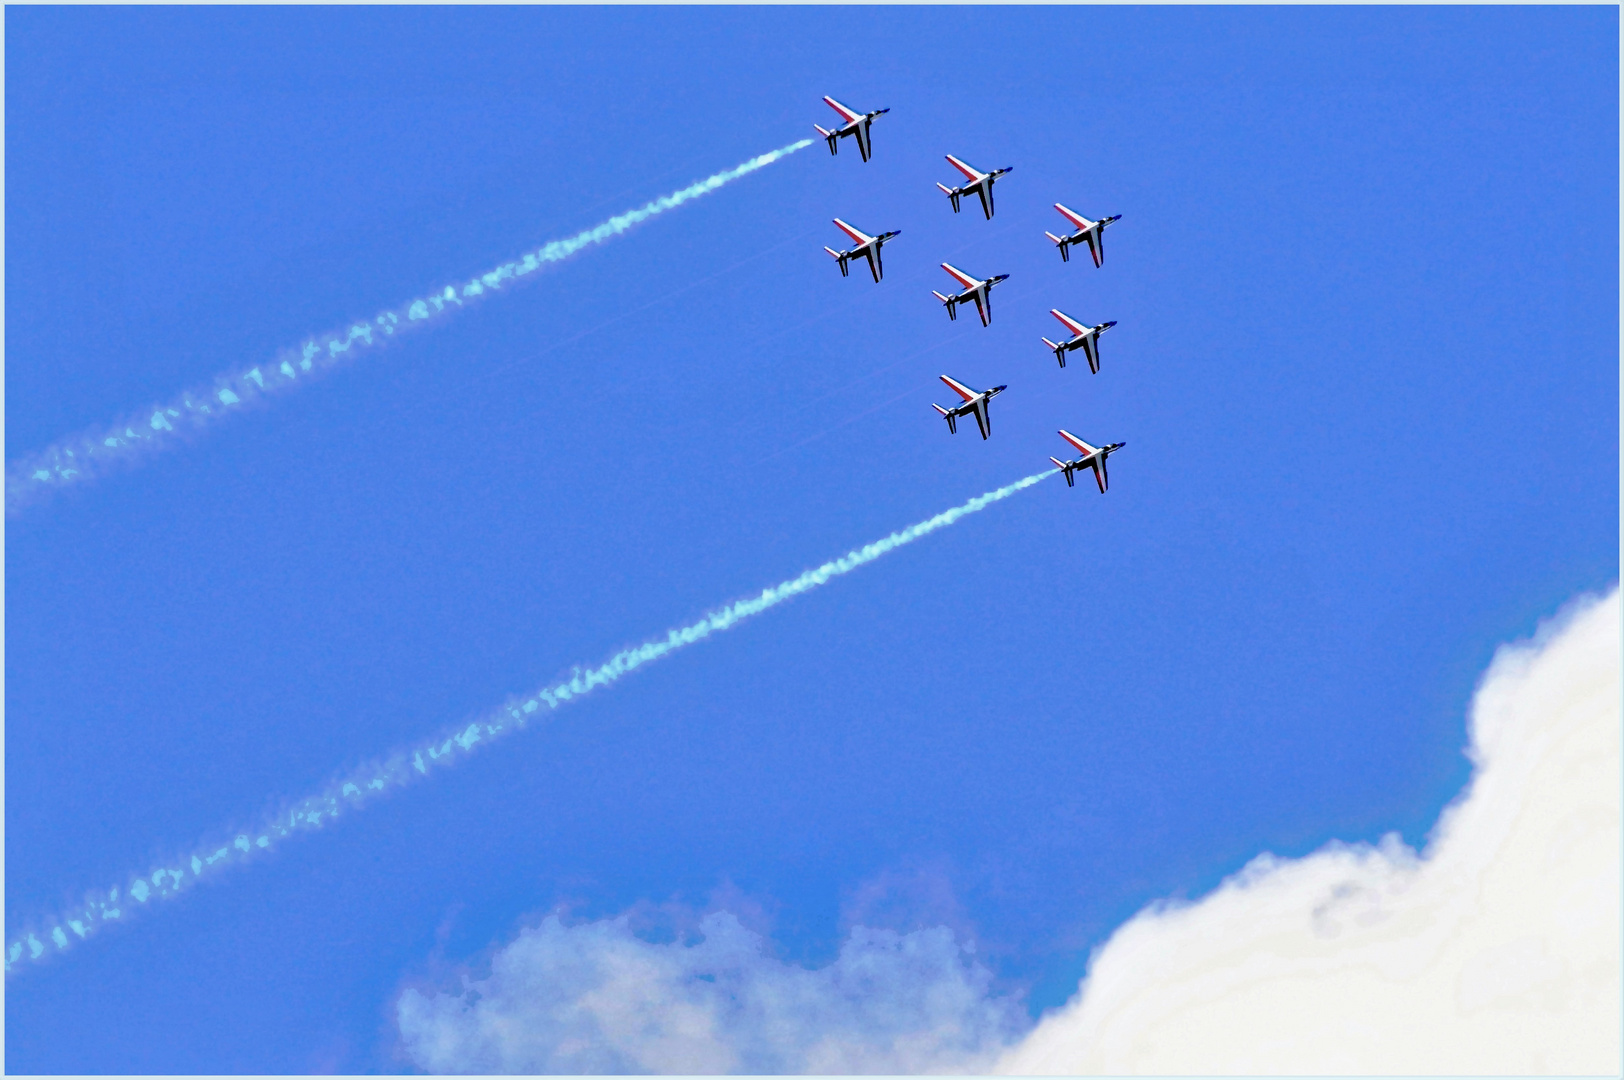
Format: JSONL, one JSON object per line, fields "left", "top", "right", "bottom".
{"left": 392, "top": 587, "right": 1619, "bottom": 1075}
{"left": 997, "top": 586, "right": 1622, "bottom": 1075}
{"left": 395, "top": 910, "right": 1025, "bottom": 1073}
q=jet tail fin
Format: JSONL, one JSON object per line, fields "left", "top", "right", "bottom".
{"left": 825, "top": 247, "right": 849, "bottom": 276}
{"left": 814, "top": 124, "right": 838, "bottom": 154}
{"left": 1050, "top": 457, "right": 1076, "bottom": 487}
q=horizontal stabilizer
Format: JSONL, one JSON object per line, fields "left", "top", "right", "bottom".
{"left": 932, "top": 290, "right": 951, "bottom": 303}
{"left": 932, "top": 403, "right": 950, "bottom": 417}
{"left": 813, "top": 124, "right": 832, "bottom": 138}
{"left": 1045, "top": 231, "right": 1065, "bottom": 245}
{"left": 936, "top": 182, "right": 955, "bottom": 195}
{"left": 1041, "top": 337, "right": 1059, "bottom": 350}
{"left": 824, "top": 246, "right": 843, "bottom": 259}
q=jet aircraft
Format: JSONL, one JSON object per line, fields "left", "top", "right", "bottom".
{"left": 814, "top": 97, "right": 890, "bottom": 162}
{"left": 824, "top": 219, "right": 900, "bottom": 283}
{"left": 1050, "top": 430, "right": 1126, "bottom": 492}
{"left": 933, "top": 263, "right": 1009, "bottom": 327}
{"left": 936, "top": 155, "right": 1013, "bottom": 219}
{"left": 932, "top": 376, "right": 1006, "bottom": 440}
{"left": 1041, "top": 309, "right": 1117, "bottom": 372}
{"left": 1046, "top": 204, "right": 1121, "bottom": 267}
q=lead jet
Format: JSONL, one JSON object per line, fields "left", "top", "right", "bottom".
{"left": 1050, "top": 430, "right": 1126, "bottom": 492}
{"left": 814, "top": 97, "right": 890, "bottom": 162}
{"left": 1041, "top": 309, "right": 1117, "bottom": 372}
{"left": 824, "top": 219, "right": 900, "bottom": 283}
{"left": 1046, "top": 203, "right": 1121, "bottom": 267}
{"left": 936, "top": 155, "right": 1013, "bottom": 219}
{"left": 932, "top": 376, "right": 1006, "bottom": 440}
{"left": 933, "top": 263, "right": 1009, "bottom": 327}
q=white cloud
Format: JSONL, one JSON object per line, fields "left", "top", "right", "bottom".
{"left": 394, "top": 910, "right": 1025, "bottom": 1074}
{"left": 393, "top": 587, "right": 1620, "bottom": 1075}
{"left": 997, "top": 586, "right": 1622, "bottom": 1076}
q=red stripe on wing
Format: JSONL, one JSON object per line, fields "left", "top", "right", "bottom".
{"left": 940, "top": 263, "right": 979, "bottom": 289}
{"left": 940, "top": 376, "right": 978, "bottom": 402}
{"left": 1050, "top": 309, "right": 1088, "bottom": 336}
{"left": 833, "top": 219, "right": 870, "bottom": 245}
{"left": 946, "top": 155, "right": 982, "bottom": 181}
{"left": 824, "top": 96, "right": 862, "bottom": 123}
{"left": 1054, "top": 203, "right": 1091, "bottom": 230}
{"left": 1058, "top": 429, "right": 1096, "bottom": 455}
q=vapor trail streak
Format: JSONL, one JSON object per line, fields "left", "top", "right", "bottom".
{"left": 5, "top": 470, "right": 1055, "bottom": 974}
{"left": 6, "top": 138, "right": 814, "bottom": 514}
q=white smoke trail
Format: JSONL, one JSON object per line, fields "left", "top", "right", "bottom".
{"left": 5, "top": 470, "right": 1056, "bottom": 974}
{"left": 6, "top": 138, "right": 815, "bottom": 514}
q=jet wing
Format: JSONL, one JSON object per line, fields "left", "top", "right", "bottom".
{"left": 973, "top": 396, "right": 991, "bottom": 440}
{"left": 1051, "top": 309, "right": 1089, "bottom": 337}
{"left": 976, "top": 185, "right": 994, "bottom": 219}
{"left": 940, "top": 263, "right": 981, "bottom": 290}
{"left": 855, "top": 123, "right": 872, "bottom": 162}
{"left": 1091, "top": 457, "right": 1109, "bottom": 493}
{"left": 833, "top": 219, "right": 874, "bottom": 245}
{"left": 940, "top": 375, "right": 979, "bottom": 402}
{"left": 1054, "top": 203, "right": 1093, "bottom": 231}
{"left": 1059, "top": 429, "right": 1097, "bottom": 456}
{"left": 1085, "top": 229, "right": 1104, "bottom": 268}
{"left": 1080, "top": 335, "right": 1100, "bottom": 374}
{"left": 946, "top": 155, "right": 984, "bottom": 182}
{"left": 863, "top": 245, "right": 883, "bottom": 283}
{"left": 824, "top": 96, "right": 863, "bottom": 123}
{"left": 971, "top": 291, "right": 990, "bottom": 327}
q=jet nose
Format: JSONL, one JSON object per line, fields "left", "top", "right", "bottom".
{"left": 993, "top": 385, "right": 1007, "bottom": 393}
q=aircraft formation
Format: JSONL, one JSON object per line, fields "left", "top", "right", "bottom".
{"left": 817, "top": 96, "right": 1127, "bottom": 494}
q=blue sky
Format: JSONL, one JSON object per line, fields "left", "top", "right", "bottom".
{"left": 5, "top": 6, "right": 1617, "bottom": 1072}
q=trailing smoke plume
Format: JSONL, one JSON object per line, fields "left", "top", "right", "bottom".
{"left": 6, "top": 469, "right": 1055, "bottom": 974}
{"left": 6, "top": 138, "right": 814, "bottom": 514}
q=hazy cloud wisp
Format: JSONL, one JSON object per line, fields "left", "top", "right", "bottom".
{"left": 395, "top": 911, "right": 1026, "bottom": 1074}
